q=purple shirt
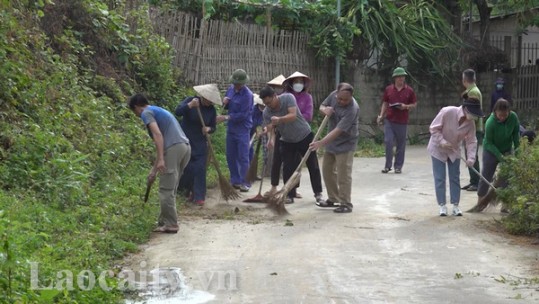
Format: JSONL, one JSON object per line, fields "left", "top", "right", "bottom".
{"left": 289, "top": 91, "right": 313, "bottom": 122}
{"left": 427, "top": 106, "right": 477, "bottom": 163}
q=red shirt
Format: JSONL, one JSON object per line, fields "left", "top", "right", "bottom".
{"left": 383, "top": 84, "right": 417, "bottom": 124}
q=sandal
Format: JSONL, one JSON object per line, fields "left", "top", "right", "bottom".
{"left": 333, "top": 205, "right": 353, "bottom": 213}
{"left": 381, "top": 168, "right": 392, "bottom": 173}
{"left": 316, "top": 199, "right": 340, "bottom": 208}
{"left": 153, "top": 225, "right": 179, "bottom": 234}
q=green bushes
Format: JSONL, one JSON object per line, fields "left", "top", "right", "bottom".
{"left": 0, "top": 1, "right": 190, "bottom": 302}
{"left": 498, "top": 142, "right": 539, "bottom": 235}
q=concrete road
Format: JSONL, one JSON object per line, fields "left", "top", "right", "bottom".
{"left": 126, "top": 146, "right": 539, "bottom": 304}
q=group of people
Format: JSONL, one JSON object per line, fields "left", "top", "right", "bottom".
{"left": 127, "top": 69, "right": 361, "bottom": 232}
{"left": 128, "top": 65, "right": 534, "bottom": 233}
{"left": 374, "top": 67, "right": 533, "bottom": 216}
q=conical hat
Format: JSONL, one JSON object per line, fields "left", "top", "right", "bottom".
{"left": 253, "top": 93, "right": 264, "bottom": 106}
{"left": 193, "top": 84, "right": 222, "bottom": 105}
{"left": 285, "top": 71, "right": 310, "bottom": 81}
{"left": 267, "top": 74, "right": 286, "bottom": 86}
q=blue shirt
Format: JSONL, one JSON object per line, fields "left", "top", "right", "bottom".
{"left": 224, "top": 85, "right": 253, "bottom": 134}
{"left": 251, "top": 104, "right": 263, "bottom": 136}
{"left": 141, "top": 105, "right": 189, "bottom": 149}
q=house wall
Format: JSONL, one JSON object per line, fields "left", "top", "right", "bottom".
{"left": 471, "top": 14, "right": 539, "bottom": 67}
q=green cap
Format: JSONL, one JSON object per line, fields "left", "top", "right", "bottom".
{"left": 392, "top": 67, "right": 408, "bottom": 77}
{"left": 229, "top": 69, "right": 249, "bottom": 84}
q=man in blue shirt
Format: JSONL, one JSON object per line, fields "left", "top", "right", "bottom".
{"left": 217, "top": 69, "right": 253, "bottom": 192}
{"left": 128, "top": 94, "right": 191, "bottom": 233}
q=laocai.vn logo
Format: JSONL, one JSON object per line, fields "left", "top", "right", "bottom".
{"left": 29, "top": 261, "right": 238, "bottom": 294}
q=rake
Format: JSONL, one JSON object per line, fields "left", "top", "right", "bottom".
{"left": 196, "top": 107, "right": 241, "bottom": 201}
{"left": 264, "top": 115, "right": 329, "bottom": 215}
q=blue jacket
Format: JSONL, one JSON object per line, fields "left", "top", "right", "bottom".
{"left": 224, "top": 85, "right": 253, "bottom": 134}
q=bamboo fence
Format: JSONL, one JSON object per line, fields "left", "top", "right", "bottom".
{"left": 149, "top": 10, "right": 335, "bottom": 105}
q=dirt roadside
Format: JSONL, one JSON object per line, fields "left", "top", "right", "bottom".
{"left": 125, "top": 145, "right": 539, "bottom": 304}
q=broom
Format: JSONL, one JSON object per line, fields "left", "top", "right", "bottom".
{"left": 246, "top": 133, "right": 261, "bottom": 183}
{"left": 196, "top": 107, "right": 241, "bottom": 201}
{"left": 264, "top": 115, "right": 329, "bottom": 215}
{"left": 243, "top": 148, "right": 270, "bottom": 203}
{"left": 466, "top": 167, "right": 503, "bottom": 213}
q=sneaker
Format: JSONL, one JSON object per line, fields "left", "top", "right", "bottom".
{"left": 314, "top": 193, "right": 325, "bottom": 204}
{"left": 316, "top": 199, "right": 340, "bottom": 208}
{"left": 466, "top": 185, "right": 478, "bottom": 191}
{"left": 394, "top": 168, "right": 402, "bottom": 174}
{"left": 439, "top": 205, "right": 448, "bottom": 216}
{"left": 194, "top": 200, "right": 205, "bottom": 206}
{"left": 381, "top": 168, "right": 392, "bottom": 173}
{"left": 284, "top": 197, "right": 294, "bottom": 204}
{"left": 452, "top": 205, "right": 462, "bottom": 216}
{"left": 239, "top": 185, "right": 250, "bottom": 192}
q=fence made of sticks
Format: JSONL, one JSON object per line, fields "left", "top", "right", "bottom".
{"left": 150, "top": 10, "right": 335, "bottom": 104}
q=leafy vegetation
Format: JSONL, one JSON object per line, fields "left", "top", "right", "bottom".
{"left": 153, "top": 0, "right": 463, "bottom": 79}
{"left": 497, "top": 141, "right": 539, "bottom": 235}
{"left": 0, "top": 0, "right": 201, "bottom": 302}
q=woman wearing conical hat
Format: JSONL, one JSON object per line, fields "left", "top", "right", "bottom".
{"left": 175, "top": 84, "right": 221, "bottom": 206}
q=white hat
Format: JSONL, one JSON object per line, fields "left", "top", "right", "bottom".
{"left": 253, "top": 93, "right": 264, "bottom": 106}
{"left": 267, "top": 75, "right": 286, "bottom": 86}
{"left": 193, "top": 84, "right": 222, "bottom": 105}
{"left": 285, "top": 71, "right": 310, "bottom": 81}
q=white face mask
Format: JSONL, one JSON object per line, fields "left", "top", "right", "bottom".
{"left": 292, "top": 83, "right": 304, "bottom": 93}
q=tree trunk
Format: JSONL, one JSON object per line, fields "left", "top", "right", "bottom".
{"left": 476, "top": 0, "right": 492, "bottom": 47}
{"left": 437, "top": 0, "right": 462, "bottom": 35}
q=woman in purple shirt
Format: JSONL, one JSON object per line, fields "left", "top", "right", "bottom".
{"left": 282, "top": 71, "right": 313, "bottom": 122}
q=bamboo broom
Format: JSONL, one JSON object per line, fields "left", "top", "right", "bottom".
{"left": 264, "top": 115, "right": 329, "bottom": 215}
{"left": 196, "top": 106, "right": 241, "bottom": 201}
{"left": 467, "top": 167, "right": 502, "bottom": 213}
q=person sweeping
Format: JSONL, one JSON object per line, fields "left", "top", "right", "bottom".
{"left": 175, "top": 84, "right": 221, "bottom": 206}
{"left": 427, "top": 93, "right": 484, "bottom": 217}
{"left": 468, "top": 98, "right": 520, "bottom": 213}
{"left": 259, "top": 86, "right": 324, "bottom": 205}
{"left": 310, "top": 83, "right": 360, "bottom": 213}
{"left": 128, "top": 93, "right": 191, "bottom": 233}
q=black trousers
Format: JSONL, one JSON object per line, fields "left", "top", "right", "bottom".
{"left": 281, "top": 132, "right": 323, "bottom": 199}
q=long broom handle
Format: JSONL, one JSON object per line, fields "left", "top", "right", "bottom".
{"left": 293, "top": 114, "right": 330, "bottom": 173}
{"left": 461, "top": 148, "right": 497, "bottom": 191}
{"left": 196, "top": 105, "right": 224, "bottom": 176}
{"left": 468, "top": 164, "right": 497, "bottom": 191}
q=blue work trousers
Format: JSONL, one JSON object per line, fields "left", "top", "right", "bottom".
{"left": 178, "top": 141, "right": 208, "bottom": 201}
{"left": 226, "top": 131, "right": 250, "bottom": 186}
